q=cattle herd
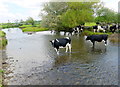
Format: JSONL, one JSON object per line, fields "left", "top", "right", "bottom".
{"left": 51, "top": 23, "right": 120, "bottom": 35}
{"left": 50, "top": 23, "right": 119, "bottom": 54}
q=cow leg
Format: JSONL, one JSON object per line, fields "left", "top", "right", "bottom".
{"left": 92, "top": 41, "right": 95, "bottom": 47}
{"left": 66, "top": 43, "right": 71, "bottom": 53}
{"left": 68, "top": 44, "right": 72, "bottom": 53}
{"left": 103, "top": 29, "right": 106, "bottom": 33}
{"left": 93, "top": 29, "right": 96, "bottom": 32}
{"left": 105, "top": 40, "right": 107, "bottom": 46}
{"left": 97, "top": 29, "right": 99, "bottom": 32}
{"left": 81, "top": 29, "right": 83, "bottom": 32}
{"left": 65, "top": 46, "right": 68, "bottom": 53}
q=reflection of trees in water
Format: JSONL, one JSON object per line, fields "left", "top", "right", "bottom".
{"left": 90, "top": 46, "right": 107, "bottom": 54}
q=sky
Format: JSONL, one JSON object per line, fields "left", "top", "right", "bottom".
{"left": 0, "top": 0, "right": 119, "bottom": 23}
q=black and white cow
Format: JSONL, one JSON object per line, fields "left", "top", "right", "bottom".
{"left": 110, "top": 24, "right": 118, "bottom": 33}
{"left": 93, "top": 25, "right": 105, "bottom": 33}
{"left": 101, "top": 25, "right": 110, "bottom": 32}
{"left": 86, "top": 34, "right": 108, "bottom": 47}
{"left": 73, "top": 25, "right": 84, "bottom": 34}
{"left": 50, "top": 37, "right": 71, "bottom": 54}
{"left": 63, "top": 28, "right": 74, "bottom": 36}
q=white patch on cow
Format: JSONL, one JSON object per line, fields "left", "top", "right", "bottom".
{"left": 56, "top": 39, "right": 59, "bottom": 42}
{"left": 105, "top": 44, "right": 107, "bottom": 46}
{"left": 52, "top": 40, "right": 54, "bottom": 43}
{"left": 97, "top": 25, "right": 105, "bottom": 33}
{"left": 77, "top": 27, "right": 80, "bottom": 33}
{"left": 65, "top": 37, "right": 69, "bottom": 40}
{"left": 59, "top": 46, "right": 65, "bottom": 48}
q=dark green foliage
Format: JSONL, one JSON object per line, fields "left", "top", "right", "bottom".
{"left": 95, "top": 7, "right": 118, "bottom": 23}
{"left": 41, "top": 2, "right": 99, "bottom": 31}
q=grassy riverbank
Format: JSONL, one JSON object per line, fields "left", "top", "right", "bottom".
{"left": 0, "top": 31, "right": 7, "bottom": 49}
{"left": 21, "top": 26, "right": 49, "bottom": 32}
{"left": 82, "top": 30, "right": 112, "bottom": 36}
{"left": 109, "top": 33, "right": 120, "bottom": 43}
{"left": 0, "top": 31, "right": 7, "bottom": 87}
{"left": 0, "top": 51, "right": 2, "bottom": 87}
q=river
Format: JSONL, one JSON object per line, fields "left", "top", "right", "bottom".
{"left": 2, "top": 28, "right": 118, "bottom": 85}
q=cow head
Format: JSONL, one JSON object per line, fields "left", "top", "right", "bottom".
{"left": 50, "top": 40, "right": 54, "bottom": 46}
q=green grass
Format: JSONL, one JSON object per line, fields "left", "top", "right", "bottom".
{"left": 0, "top": 37, "right": 7, "bottom": 49}
{"left": 0, "top": 70, "right": 4, "bottom": 73}
{"left": 0, "top": 31, "right": 6, "bottom": 37}
{"left": 0, "top": 31, "right": 7, "bottom": 49}
{"left": 19, "top": 25, "right": 32, "bottom": 28}
{"left": 0, "top": 24, "right": 2, "bottom": 29}
{"left": 22, "top": 27, "right": 49, "bottom": 32}
{"left": 85, "top": 22, "right": 96, "bottom": 26}
{"left": 0, "top": 70, "right": 3, "bottom": 87}
{"left": 82, "top": 30, "right": 112, "bottom": 36}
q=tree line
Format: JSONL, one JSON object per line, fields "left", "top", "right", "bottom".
{"left": 40, "top": 1, "right": 119, "bottom": 31}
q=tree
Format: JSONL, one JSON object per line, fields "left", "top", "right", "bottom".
{"left": 40, "top": 2, "right": 68, "bottom": 30}
{"left": 26, "top": 17, "right": 35, "bottom": 26}
{"left": 40, "top": 1, "right": 100, "bottom": 30}
{"left": 61, "top": 2, "right": 96, "bottom": 28}
{"left": 95, "top": 7, "right": 118, "bottom": 23}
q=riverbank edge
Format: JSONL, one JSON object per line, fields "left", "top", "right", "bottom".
{"left": 0, "top": 31, "right": 8, "bottom": 87}
{"left": 20, "top": 27, "right": 49, "bottom": 32}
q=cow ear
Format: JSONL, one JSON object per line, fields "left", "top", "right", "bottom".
{"left": 50, "top": 40, "right": 52, "bottom": 42}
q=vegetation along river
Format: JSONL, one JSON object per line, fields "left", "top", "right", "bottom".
{"left": 2, "top": 28, "right": 118, "bottom": 85}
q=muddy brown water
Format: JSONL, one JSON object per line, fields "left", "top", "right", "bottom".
{"left": 2, "top": 28, "right": 118, "bottom": 85}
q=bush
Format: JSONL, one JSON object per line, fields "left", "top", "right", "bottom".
{"left": 0, "top": 31, "right": 6, "bottom": 37}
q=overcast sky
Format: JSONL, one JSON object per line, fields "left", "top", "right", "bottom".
{"left": 0, "top": 0, "right": 119, "bottom": 23}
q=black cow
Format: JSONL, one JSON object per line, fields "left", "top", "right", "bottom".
{"left": 50, "top": 37, "right": 71, "bottom": 54}
{"left": 86, "top": 34, "right": 108, "bottom": 47}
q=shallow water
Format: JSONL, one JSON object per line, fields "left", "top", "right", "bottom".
{"left": 2, "top": 28, "right": 118, "bottom": 85}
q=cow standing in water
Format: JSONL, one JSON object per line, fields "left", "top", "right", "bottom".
{"left": 50, "top": 37, "right": 71, "bottom": 54}
{"left": 93, "top": 25, "right": 106, "bottom": 33}
{"left": 110, "top": 24, "right": 118, "bottom": 33}
{"left": 86, "top": 34, "right": 108, "bottom": 47}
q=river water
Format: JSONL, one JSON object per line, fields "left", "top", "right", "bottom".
{"left": 2, "top": 28, "right": 118, "bottom": 85}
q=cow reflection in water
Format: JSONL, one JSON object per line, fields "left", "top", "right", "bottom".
{"left": 90, "top": 46, "right": 107, "bottom": 54}
{"left": 54, "top": 53, "right": 72, "bottom": 67}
